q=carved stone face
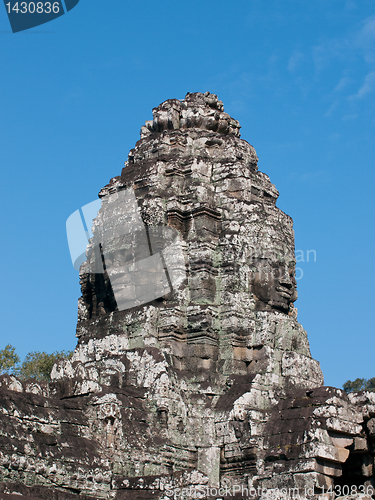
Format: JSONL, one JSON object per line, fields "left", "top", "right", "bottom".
{"left": 252, "top": 258, "right": 297, "bottom": 312}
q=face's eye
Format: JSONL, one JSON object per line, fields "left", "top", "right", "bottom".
{"left": 270, "top": 261, "right": 282, "bottom": 271}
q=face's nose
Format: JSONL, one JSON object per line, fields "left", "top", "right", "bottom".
{"left": 278, "top": 267, "right": 293, "bottom": 288}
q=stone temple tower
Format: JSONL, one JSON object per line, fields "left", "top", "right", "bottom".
{"left": 0, "top": 93, "right": 374, "bottom": 499}
{"left": 77, "top": 91, "right": 323, "bottom": 387}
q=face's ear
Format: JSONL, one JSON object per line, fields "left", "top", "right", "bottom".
{"left": 252, "top": 270, "right": 272, "bottom": 304}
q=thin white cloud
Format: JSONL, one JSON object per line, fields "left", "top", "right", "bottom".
{"left": 354, "top": 15, "right": 375, "bottom": 63}
{"left": 345, "top": 0, "right": 357, "bottom": 10}
{"left": 333, "top": 76, "right": 351, "bottom": 93}
{"left": 313, "top": 16, "right": 375, "bottom": 71}
{"left": 289, "top": 170, "right": 330, "bottom": 183}
{"left": 312, "top": 38, "right": 348, "bottom": 72}
{"left": 312, "top": 15, "right": 375, "bottom": 119}
{"left": 288, "top": 50, "right": 304, "bottom": 73}
{"left": 328, "top": 132, "right": 341, "bottom": 141}
{"left": 342, "top": 113, "right": 358, "bottom": 121}
{"left": 324, "top": 99, "right": 339, "bottom": 117}
{"left": 350, "top": 70, "right": 375, "bottom": 99}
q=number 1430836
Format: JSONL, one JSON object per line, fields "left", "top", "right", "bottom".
{"left": 321, "top": 485, "right": 374, "bottom": 497}
{"left": 5, "top": 2, "right": 61, "bottom": 14}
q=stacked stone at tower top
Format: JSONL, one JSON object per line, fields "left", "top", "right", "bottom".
{"left": 141, "top": 92, "right": 241, "bottom": 138}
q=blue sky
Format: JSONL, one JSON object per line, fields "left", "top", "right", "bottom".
{"left": 1, "top": 0, "right": 374, "bottom": 388}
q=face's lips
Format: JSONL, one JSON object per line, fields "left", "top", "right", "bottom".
{"left": 275, "top": 286, "right": 292, "bottom": 299}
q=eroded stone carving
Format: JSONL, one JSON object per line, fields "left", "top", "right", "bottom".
{"left": 0, "top": 93, "right": 373, "bottom": 499}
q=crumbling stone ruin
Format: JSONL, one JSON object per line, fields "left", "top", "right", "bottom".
{"left": 0, "top": 92, "right": 374, "bottom": 499}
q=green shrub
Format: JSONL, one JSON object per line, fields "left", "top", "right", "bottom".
{"left": 0, "top": 344, "right": 20, "bottom": 374}
{"left": 0, "top": 345, "right": 73, "bottom": 382}
{"left": 13, "top": 350, "right": 73, "bottom": 381}
{"left": 343, "top": 377, "right": 375, "bottom": 393}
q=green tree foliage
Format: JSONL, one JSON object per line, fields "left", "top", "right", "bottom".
{"left": 343, "top": 377, "right": 375, "bottom": 393}
{"left": 0, "top": 344, "right": 20, "bottom": 374}
{"left": 366, "top": 377, "right": 375, "bottom": 391}
{"left": 13, "top": 350, "right": 73, "bottom": 382}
